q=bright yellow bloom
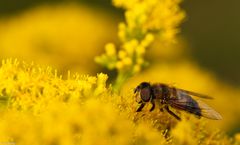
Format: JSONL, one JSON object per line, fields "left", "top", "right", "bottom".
{"left": 96, "top": 0, "right": 185, "bottom": 91}
{"left": 0, "top": 59, "right": 170, "bottom": 145}
{"left": 122, "top": 57, "right": 132, "bottom": 66}
{"left": 0, "top": 1, "right": 236, "bottom": 145}
{"left": 118, "top": 50, "right": 127, "bottom": 59}
{"left": 133, "top": 64, "right": 141, "bottom": 73}
{"left": 116, "top": 61, "right": 124, "bottom": 70}
{"left": 105, "top": 43, "right": 116, "bottom": 56}
{"left": 136, "top": 46, "right": 146, "bottom": 56}
{"left": 172, "top": 119, "right": 197, "bottom": 145}
{"left": 0, "top": 59, "right": 236, "bottom": 145}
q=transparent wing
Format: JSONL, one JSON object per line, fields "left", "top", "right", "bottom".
{"left": 195, "top": 99, "right": 222, "bottom": 120}
{"left": 169, "top": 91, "right": 222, "bottom": 120}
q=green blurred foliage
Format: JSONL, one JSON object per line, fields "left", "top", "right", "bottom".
{"left": 181, "top": 0, "right": 240, "bottom": 85}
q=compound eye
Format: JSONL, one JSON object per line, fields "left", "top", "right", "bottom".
{"left": 140, "top": 88, "right": 151, "bottom": 102}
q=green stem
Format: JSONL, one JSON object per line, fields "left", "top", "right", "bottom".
{"left": 113, "top": 71, "right": 132, "bottom": 93}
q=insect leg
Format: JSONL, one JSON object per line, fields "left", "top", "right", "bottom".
{"left": 149, "top": 99, "right": 155, "bottom": 112}
{"left": 160, "top": 107, "right": 164, "bottom": 112}
{"left": 136, "top": 102, "right": 146, "bottom": 112}
{"left": 165, "top": 106, "right": 181, "bottom": 121}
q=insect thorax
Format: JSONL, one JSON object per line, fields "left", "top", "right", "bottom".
{"left": 151, "top": 84, "right": 171, "bottom": 101}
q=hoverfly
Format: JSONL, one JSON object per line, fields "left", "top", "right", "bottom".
{"left": 134, "top": 82, "right": 222, "bottom": 120}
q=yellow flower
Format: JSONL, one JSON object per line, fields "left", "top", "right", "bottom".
{"left": 0, "top": 59, "right": 236, "bottom": 145}
{"left": 116, "top": 61, "right": 124, "bottom": 70}
{"left": 122, "top": 57, "right": 132, "bottom": 66}
{"left": 133, "top": 64, "right": 141, "bottom": 73}
{"left": 0, "top": 59, "right": 164, "bottom": 145}
{"left": 136, "top": 46, "right": 146, "bottom": 56}
{"left": 0, "top": 0, "right": 237, "bottom": 144}
{"left": 105, "top": 43, "right": 116, "bottom": 56}
{"left": 118, "top": 50, "right": 127, "bottom": 59}
{"left": 172, "top": 119, "right": 197, "bottom": 145}
{"left": 96, "top": 0, "right": 185, "bottom": 91}
{"left": 123, "top": 39, "right": 138, "bottom": 55}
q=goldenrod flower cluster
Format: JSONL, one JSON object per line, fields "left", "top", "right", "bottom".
{"left": 0, "top": 59, "right": 162, "bottom": 145}
{"left": 0, "top": 59, "right": 108, "bottom": 113}
{"left": 95, "top": 0, "right": 185, "bottom": 91}
{"left": 114, "top": 0, "right": 185, "bottom": 42}
{"left": 0, "top": 1, "right": 239, "bottom": 145}
{"left": 0, "top": 59, "right": 237, "bottom": 145}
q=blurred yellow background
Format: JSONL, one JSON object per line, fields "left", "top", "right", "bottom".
{"left": 0, "top": 3, "right": 118, "bottom": 75}
{"left": 0, "top": 0, "right": 239, "bottom": 137}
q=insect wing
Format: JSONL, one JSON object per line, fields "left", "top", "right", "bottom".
{"left": 194, "top": 99, "right": 222, "bottom": 120}
{"left": 178, "top": 88, "right": 213, "bottom": 99}
{"left": 169, "top": 90, "right": 222, "bottom": 120}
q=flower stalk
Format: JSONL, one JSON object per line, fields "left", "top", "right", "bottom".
{"left": 95, "top": 0, "right": 185, "bottom": 92}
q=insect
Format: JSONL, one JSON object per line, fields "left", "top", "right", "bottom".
{"left": 134, "top": 82, "right": 222, "bottom": 120}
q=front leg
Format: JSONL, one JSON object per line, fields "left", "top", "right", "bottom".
{"left": 149, "top": 99, "right": 155, "bottom": 112}
{"left": 136, "top": 102, "right": 146, "bottom": 112}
